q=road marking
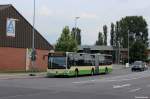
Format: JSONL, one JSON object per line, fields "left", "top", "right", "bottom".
{"left": 135, "top": 96, "right": 149, "bottom": 99}
{"left": 129, "top": 88, "right": 141, "bottom": 92}
{"left": 72, "top": 80, "right": 92, "bottom": 84}
{"left": 113, "top": 84, "right": 131, "bottom": 89}
{"left": 147, "top": 85, "right": 150, "bottom": 87}
{"left": 0, "top": 91, "right": 57, "bottom": 99}
{"left": 72, "top": 76, "right": 144, "bottom": 84}
{"left": 72, "top": 79, "right": 117, "bottom": 84}
{"left": 72, "top": 71, "right": 150, "bottom": 84}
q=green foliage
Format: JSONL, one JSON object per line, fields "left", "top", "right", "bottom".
{"left": 103, "top": 25, "right": 108, "bottom": 45}
{"left": 115, "top": 21, "right": 120, "bottom": 47}
{"left": 118, "top": 16, "right": 148, "bottom": 48}
{"left": 110, "top": 23, "right": 115, "bottom": 46}
{"left": 117, "top": 16, "right": 149, "bottom": 62}
{"left": 71, "top": 27, "right": 81, "bottom": 45}
{"left": 55, "top": 26, "right": 77, "bottom": 52}
{"left": 95, "top": 32, "right": 104, "bottom": 45}
{"left": 130, "top": 40, "right": 147, "bottom": 62}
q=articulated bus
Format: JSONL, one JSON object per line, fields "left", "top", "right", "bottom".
{"left": 47, "top": 52, "right": 112, "bottom": 77}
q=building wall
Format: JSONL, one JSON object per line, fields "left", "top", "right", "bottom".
{"left": 0, "top": 5, "right": 52, "bottom": 72}
{"left": 0, "top": 47, "right": 49, "bottom": 72}
{"left": 34, "top": 49, "right": 49, "bottom": 71}
{"left": 0, "top": 5, "right": 52, "bottom": 50}
{"left": 0, "top": 47, "right": 26, "bottom": 71}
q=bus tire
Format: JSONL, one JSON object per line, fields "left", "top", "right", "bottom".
{"left": 75, "top": 69, "right": 79, "bottom": 77}
{"left": 91, "top": 68, "right": 94, "bottom": 76}
{"left": 105, "top": 67, "right": 108, "bottom": 74}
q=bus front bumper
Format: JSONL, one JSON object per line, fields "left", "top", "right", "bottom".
{"left": 47, "top": 69, "right": 74, "bottom": 77}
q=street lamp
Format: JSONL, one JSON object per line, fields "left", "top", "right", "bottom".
{"left": 74, "top": 17, "right": 80, "bottom": 41}
{"left": 118, "top": 41, "right": 120, "bottom": 64}
{"left": 30, "top": 0, "right": 36, "bottom": 76}
{"left": 128, "top": 30, "right": 129, "bottom": 65}
{"left": 32, "top": 0, "right": 35, "bottom": 50}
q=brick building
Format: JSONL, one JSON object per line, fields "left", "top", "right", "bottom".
{"left": 0, "top": 5, "right": 53, "bottom": 72}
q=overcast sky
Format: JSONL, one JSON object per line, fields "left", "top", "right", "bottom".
{"left": 0, "top": 0, "right": 150, "bottom": 45}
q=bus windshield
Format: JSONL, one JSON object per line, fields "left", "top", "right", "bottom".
{"left": 48, "top": 57, "right": 66, "bottom": 69}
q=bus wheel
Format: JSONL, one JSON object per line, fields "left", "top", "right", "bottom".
{"left": 105, "top": 67, "right": 108, "bottom": 74}
{"left": 91, "top": 68, "right": 94, "bottom": 76}
{"left": 75, "top": 69, "right": 79, "bottom": 77}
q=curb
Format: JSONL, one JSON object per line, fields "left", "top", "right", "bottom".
{"left": 0, "top": 73, "right": 46, "bottom": 80}
{"left": 0, "top": 76, "right": 45, "bottom": 80}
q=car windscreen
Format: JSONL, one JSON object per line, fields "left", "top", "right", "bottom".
{"left": 133, "top": 61, "right": 142, "bottom": 65}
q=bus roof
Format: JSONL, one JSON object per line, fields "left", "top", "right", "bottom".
{"left": 48, "top": 52, "right": 112, "bottom": 57}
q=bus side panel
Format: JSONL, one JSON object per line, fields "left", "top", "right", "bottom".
{"left": 69, "top": 66, "right": 95, "bottom": 75}
{"left": 99, "top": 65, "right": 112, "bottom": 73}
{"left": 108, "top": 65, "right": 113, "bottom": 72}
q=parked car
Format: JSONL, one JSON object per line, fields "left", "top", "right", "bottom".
{"left": 131, "top": 61, "right": 148, "bottom": 72}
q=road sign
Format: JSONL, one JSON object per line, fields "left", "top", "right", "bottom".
{"left": 31, "top": 49, "right": 37, "bottom": 61}
{"left": 6, "top": 18, "right": 16, "bottom": 37}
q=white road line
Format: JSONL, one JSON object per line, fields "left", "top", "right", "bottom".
{"left": 72, "top": 80, "right": 93, "bottom": 84}
{"left": 72, "top": 76, "right": 146, "bottom": 84}
{"left": 135, "top": 96, "right": 149, "bottom": 99}
{"left": 0, "top": 91, "right": 56, "bottom": 99}
{"left": 129, "top": 88, "right": 141, "bottom": 92}
{"left": 72, "top": 71, "right": 150, "bottom": 84}
{"left": 147, "top": 85, "right": 150, "bottom": 87}
{"left": 113, "top": 84, "right": 131, "bottom": 89}
{"left": 72, "top": 79, "right": 117, "bottom": 84}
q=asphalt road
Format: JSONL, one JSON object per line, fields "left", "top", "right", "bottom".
{"left": 0, "top": 67, "right": 150, "bottom": 99}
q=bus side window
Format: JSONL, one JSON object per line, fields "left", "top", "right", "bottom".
{"left": 92, "top": 60, "right": 95, "bottom": 66}
{"left": 99, "top": 62, "right": 102, "bottom": 66}
{"left": 103, "top": 61, "right": 106, "bottom": 65}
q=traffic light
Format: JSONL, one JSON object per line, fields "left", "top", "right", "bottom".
{"left": 31, "top": 49, "right": 36, "bottom": 61}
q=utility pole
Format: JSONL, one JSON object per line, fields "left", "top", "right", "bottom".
{"left": 118, "top": 41, "right": 120, "bottom": 64}
{"left": 30, "top": 0, "right": 36, "bottom": 76}
{"left": 128, "top": 30, "right": 129, "bottom": 64}
{"left": 32, "top": 0, "right": 35, "bottom": 50}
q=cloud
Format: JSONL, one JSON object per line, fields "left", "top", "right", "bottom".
{"left": 39, "top": 5, "right": 52, "bottom": 17}
{"left": 80, "top": 12, "right": 98, "bottom": 19}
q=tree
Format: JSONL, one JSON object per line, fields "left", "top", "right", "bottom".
{"left": 114, "top": 21, "right": 120, "bottom": 47}
{"left": 117, "top": 16, "right": 149, "bottom": 62}
{"left": 55, "top": 26, "right": 77, "bottom": 52}
{"left": 71, "top": 27, "right": 81, "bottom": 45}
{"left": 130, "top": 40, "right": 147, "bottom": 62}
{"left": 95, "top": 32, "right": 104, "bottom": 45}
{"left": 103, "top": 25, "right": 108, "bottom": 45}
{"left": 110, "top": 23, "right": 115, "bottom": 46}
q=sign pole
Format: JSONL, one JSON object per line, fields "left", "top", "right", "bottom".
{"left": 30, "top": 0, "right": 36, "bottom": 76}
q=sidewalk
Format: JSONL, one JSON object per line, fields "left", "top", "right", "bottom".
{"left": 0, "top": 72, "right": 47, "bottom": 80}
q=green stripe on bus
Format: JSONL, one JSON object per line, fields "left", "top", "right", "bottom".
{"left": 47, "top": 67, "right": 112, "bottom": 77}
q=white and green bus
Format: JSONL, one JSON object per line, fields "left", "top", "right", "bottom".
{"left": 47, "top": 52, "right": 112, "bottom": 77}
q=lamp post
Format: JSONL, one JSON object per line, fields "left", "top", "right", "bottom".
{"left": 118, "top": 41, "right": 120, "bottom": 64}
{"left": 128, "top": 30, "right": 129, "bottom": 64}
{"left": 32, "top": 0, "right": 35, "bottom": 50}
{"left": 30, "top": 0, "right": 36, "bottom": 76}
{"left": 74, "top": 17, "right": 80, "bottom": 42}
